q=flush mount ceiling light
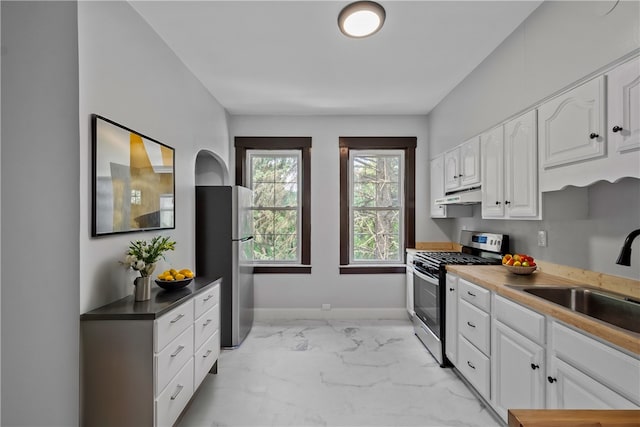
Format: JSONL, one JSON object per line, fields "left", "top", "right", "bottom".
{"left": 338, "top": 1, "right": 386, "bottom": 38}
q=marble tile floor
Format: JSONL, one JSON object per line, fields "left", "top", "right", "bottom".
{"left": 177, "top": 319, "right": 502, "bottom": 427}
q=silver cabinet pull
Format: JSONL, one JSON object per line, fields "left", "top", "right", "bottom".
{"left": 170, "top": 384, "right": 184, "bottom": 400}
{"left": 203, "top": 294, "right": 213, "bottom": 302}
{"left": 170, "top": 345, "right": 185, "bottom": 358}
{"left": 203, "top": 319, "right": 213, "bottom": 327}
{"left": 203, "top": 350, "right": 213, "bottom": 358}
{"left": 170, "top": 313, "right": 185, "bottom": 324}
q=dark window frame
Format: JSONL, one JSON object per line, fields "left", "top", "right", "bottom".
{"left": 339, "top": 137, "right": 416, "bottom": 274}
{"left": 235, "top": 137, "right": 311, "bottom": 274}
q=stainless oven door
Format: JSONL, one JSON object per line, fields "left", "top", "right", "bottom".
{"left": 413, "top": 268, "right": 443, "bottom": 365}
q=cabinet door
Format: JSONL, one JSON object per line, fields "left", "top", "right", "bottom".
{"left": 445, "top": 274, "right": 458, "bottom": 365}
{"left": 505, "top": 110, "right": 539, "bottom": 218}
{"left": 460, "top": 136, "right": 481, "bottom": 187}
{"left": 430, "top": 155, "right": 447, "bottom": 218}
{"left": 547, "top": 357, "right": 637, "bottom": 409}
{"left": 538, "top": 76, "right": 606, "bottom": 169}
{"left": 608, "top": 57, "right": 640, "bottom": 153}
{"left": 492, "top": 320, "right": 545, "bottom": 422}
{"left": 444, "top": 148, "right": 460, "bottom": 191}
{"left": 481, "top": 126, "right": 504, "bottom": 218}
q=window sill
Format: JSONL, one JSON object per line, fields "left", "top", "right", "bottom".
{"left": 339, "top": 265, "right": 406, "bottom": 274}
{"left": 254, "top": 265, "right": 311, "bottom": 274}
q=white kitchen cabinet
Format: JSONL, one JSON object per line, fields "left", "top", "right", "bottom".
{"left": 82, "top": 279, "right": 221, "bottom": 427}
{"left": 430, "top": 155, "right": 472, "bottom": 218}
{"left": 482, "top": 110, "right": 540, "bottom": 219}
{"left": 547, "top": 321, "right": 640, "bottom": 409}
{"left": 406, "top": 251, "right": 415, "bottom": 318}
{"left": 538, "top": 76, "right": 606, "bottom": 170}
{"left": 445, "top": 273, "right": 458, "bottom": 365}
{"left": 445, "top": 136, "right": 481, "bottom": 192}
{"left": 492, "top": 320, "right": 545, "bottom": 422}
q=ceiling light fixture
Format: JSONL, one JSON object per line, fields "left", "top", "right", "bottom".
{"left": 338, "top": 1, "right": 386, "bottom": 38}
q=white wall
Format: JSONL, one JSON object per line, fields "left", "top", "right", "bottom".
{"left": 427, "top": 1, "right": 640, "bottom": 280}
{"left": 230, "top": 115, "right": 449, "bottom": 313}
{"left": 1, "top": 2, "right": 80, "bottom": 425}
{"left": 78, "top": 1, "right": 231, "bottom": 313}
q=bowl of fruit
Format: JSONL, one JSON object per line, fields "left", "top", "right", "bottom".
{"left": 502, "top": 254, "right": 537, "bottom": 275}
{"left": 155, "top": 268, "right": 195, "bottom": 291}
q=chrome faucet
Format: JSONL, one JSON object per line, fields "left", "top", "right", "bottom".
{"left": 616, "top": 229, "right": 640, "bottom": 266}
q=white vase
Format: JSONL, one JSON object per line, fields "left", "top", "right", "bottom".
{"left": 133, "top": 276, "right": 152, "bottom": 301}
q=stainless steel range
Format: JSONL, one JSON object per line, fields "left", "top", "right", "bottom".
{"left": 413, "top": 230, "right": 509, "bottom": 367}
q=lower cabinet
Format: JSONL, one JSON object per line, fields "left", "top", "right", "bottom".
{"left": 447, "top": 276, "right": 640, "bottom": 423}
{"left": 444, "top": 274, "right": 458, "bottom": 365}
{"left": 491, "top": 319, "right": 545, "bottom": 420}
{"left": 82, "top": 279, "right": 221, "bottom": 427}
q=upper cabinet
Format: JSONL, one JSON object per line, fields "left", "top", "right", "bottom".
{"left": 539, "top": 58, "right": 640, "bottom": 192}
{"left": 538, "top": 76, "right": 606, "bottom": 170}
{"left": 607, "top": 57, "right": 640, "bottom": 153}
{"left": 431, "top": 154, "right": 473, "bottom": 219}
{"left": 445, "top": 136, "right": 481, "bottom": 192}
{"left": 482, "top": 110, "right": 539, "bottom": 220}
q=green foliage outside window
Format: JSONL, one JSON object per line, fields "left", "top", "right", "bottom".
{"left": 351, "top": 154, "right": 402, "bottom": 262}
{"left": 250, "top": 153, "right": 300, "bottom": 262}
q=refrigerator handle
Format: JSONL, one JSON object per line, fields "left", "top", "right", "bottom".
{"left": 232, "top": 236, "right": 254, "bottom": 242}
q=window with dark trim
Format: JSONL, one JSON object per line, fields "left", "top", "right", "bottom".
{"left": 339, "top": 137, "right": 416, "bottom": 274}
{"left": 235, "top": 137, "right": 311, "bottom": 274}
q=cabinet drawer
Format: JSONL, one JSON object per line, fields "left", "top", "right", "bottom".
{"left": 459, "top": 279, "right": 490, "bottom": 312}
{"left": 494, "top": 295, "right": 545, "bottom": 344}
{"left": 194, "top": 330, "right": 220, "bottom": 390}
{"left": 458, "top": 335, "right": 490, "bottom": 400}
{"left": 155, "top": 357, "right": 194, "bottom": 427}
{"left": 155, "top": 300, "right": 194, "bottom": 353}
{"left": 155, "top": 325, "right": 194, "bottom": 396}
{"left": 194, "top": 304, "right": 219, "bottom": 351}
{"left": 194, "top": 284, "right": 220, "bottom": 319}
{"left": 552, "top": 322, "right": 640, "bottom": 405}
{"left": 458, "top": 299, "right": 490, "bottom": 355}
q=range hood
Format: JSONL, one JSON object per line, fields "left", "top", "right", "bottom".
{"left": 435, "top": 187, "right": 482, "bottom": 205}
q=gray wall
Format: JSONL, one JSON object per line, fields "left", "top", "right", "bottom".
{"left": 1, "top": 2, "right": 80, "bottom": 425}
{"left": 427, "top": 1, "right": 640, "bottom": 280}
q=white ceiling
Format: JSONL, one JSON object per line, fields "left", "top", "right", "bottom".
{"left": 130, "top": 1, "right": 543, "bottom": 116}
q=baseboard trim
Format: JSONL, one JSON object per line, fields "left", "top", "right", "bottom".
{"left": 254, "top": 308, "right": 409, "bottom": 321}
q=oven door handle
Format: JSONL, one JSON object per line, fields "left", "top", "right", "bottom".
{"left": 413, "top": 269, "right": 439, "bottom": 285}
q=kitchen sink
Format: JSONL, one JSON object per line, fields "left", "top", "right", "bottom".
{"left": 506, "top": 285, "right": 640, "bottom": 334}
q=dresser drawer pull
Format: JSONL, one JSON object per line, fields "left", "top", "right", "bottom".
{"left": 170, "top": 345, "right": 185, "bottom": 358}
{"left": 466, "top": 321, "right": 476, "bottom": 328}
{"left": 170, "top": 314, "right": 185, "bottom": 324}
{"left": 467, "top": 361, "right": 476, "bottom": 370}
{"left": 203, "top": 350, "right": 213, "bottom": 358}
{"left": 467, "top": 291, "right": 476, "bottom": 297}
{"left": 203, "top": 294, "right": 214, "bottom": 302}
{"left": 170, "top": 384, "right": 184, "bottom": 400}
{"left": 203, "top": 319, "right": 213, "bottom": 327}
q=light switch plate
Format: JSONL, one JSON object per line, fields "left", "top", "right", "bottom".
{"left": 537, "top": 230, "right": 547, "bottom": 247}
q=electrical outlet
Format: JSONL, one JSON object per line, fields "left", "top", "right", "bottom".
{"left": 537, "top": 230, "right": 547, "bottom": 247}
{"left": 322, "top": 303, "right": 331, "bottom": 311}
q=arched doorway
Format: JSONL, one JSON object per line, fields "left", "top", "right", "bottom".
{"left": 195, "top": 150, "right": 229, "bottom": 186}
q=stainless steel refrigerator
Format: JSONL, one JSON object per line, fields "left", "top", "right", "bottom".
{"left": 195, "top": 185, "right": 254, "bottom": 348}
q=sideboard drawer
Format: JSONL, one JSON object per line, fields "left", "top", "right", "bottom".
{"left": 458, "top": 299, "right": 491, "bottom": 356}
{"left": 194, "top": 330, "right": 220, "bottom": 389}
{"left": 155, "top": 357, "right": 194, "bottom": 427}
{"left": 459, "top": 278, "right": 491, "bottom": 312}
{"left": 194, "top": 304, "right": 219, "bottom": 351}
{"left": 194, "top": 285, "right": 220, "bottom": 319}
{"left": 494, "top": 295, "right": 545, "bottom": 344}
{"left": 155, "top": 300, "right": 194, "bottom": 353}
{"left": 155, "top": 325, "right": 194, "bottom": 396}
{"left": 458, "top": 335, "right": 490, "bottom": 400}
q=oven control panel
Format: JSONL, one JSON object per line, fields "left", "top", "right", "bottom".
{"left": 460, "top": 230, "right": 509, "bottom": 254}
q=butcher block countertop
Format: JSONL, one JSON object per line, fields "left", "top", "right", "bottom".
{"left": 445, "top": 263, "right": 640, "bottom": 355}
{"left": 507, "top": 409, "right": 640, "bottom": 427}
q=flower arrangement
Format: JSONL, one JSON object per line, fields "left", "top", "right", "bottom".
{"left": 123, "top": 236, "right": 176, "bottom": 277}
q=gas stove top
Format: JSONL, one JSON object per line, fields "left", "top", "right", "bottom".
{"left": 414, "top": 251, "right": 499, "bottom": 265}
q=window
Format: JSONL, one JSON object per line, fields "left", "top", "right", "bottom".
{"left": 339, "top": 137, "right": 416, "bottom": 274}
{"left": 235, "top": 137, "right": 311, "bottom": 274}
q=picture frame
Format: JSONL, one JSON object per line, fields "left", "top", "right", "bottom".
{"left": 91, "top": 114, "right": 175, "bottom": 236}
